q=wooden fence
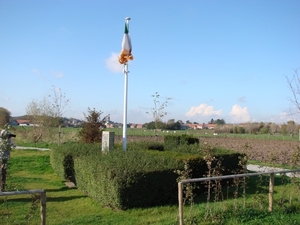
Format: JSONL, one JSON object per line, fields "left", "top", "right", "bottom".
{"left": 178, "top": 168, "right": 300, "bottom": 225}
{"left": 0, "top": 189, "right": 46, "bottom": 225}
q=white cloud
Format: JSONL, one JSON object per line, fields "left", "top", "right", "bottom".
{"left": 186, "top": 104, "right": 222, "bottom": 117}
{"left": 31, "top": 68, "right": 47, "bottom": 81}
{"left": 105, "top": 52, "right": 123, "bottom": 73}
{"left": 0, "top": 91, "right": 10, "bottom": 102}
{"left": 238, "top": 96, "right": 246, "bottom": 103}
{"left": 229, "top": 104, "right": 250, "bottom": 123}
{"left": 277, "top": 111, "right": 300, "bottom": 123}
{"left": 51, "top": 71, "right": 64, "bottom": 78}
{"left": 32, "top": 68, "right": 41, "bottom": 76}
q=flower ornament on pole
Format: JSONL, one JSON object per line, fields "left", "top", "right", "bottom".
{"left": 118, "top": 17, "right": 134, "bottom": 64}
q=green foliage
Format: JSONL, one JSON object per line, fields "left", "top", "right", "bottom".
{"left": 165, "top": 121, "right": 181, "bottom": 130}
{"left": 164, "top": 134, "right": 199, "bottom": 150}
{"left": 0, "top": 107, "right": 10, "bottom": 127}
{"left": 51, "top": 143, "right": 180, "bottom": 209}
{"left": 50, "top": 142, "right": 101, "bottom": 180}
{"left": 233, "top": 126, "right": 246, "bottom": 134}
{"left": 127, "top": 141, "right": 164, "bottom": 151}
{"left": 164, "top": 135, "right": 181, "bottom": 150}
{"left": 145, "top": 121, "right": 165, "bottom": 130}
{"left": 50, "top": 140, "right": 245, "bottom": 210}
{"left": 78, "top": 108, "right": 103, "bottom": 143}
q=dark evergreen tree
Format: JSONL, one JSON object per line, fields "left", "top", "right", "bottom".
{"left": 78, "top": 108, "right": 103, "bottom": 143}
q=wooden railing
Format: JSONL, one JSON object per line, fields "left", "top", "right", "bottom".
{"left": 178, "top": 168, "right": 300, "bottom": 225}
{"left": 0, "top": 189, "right": 46, "bottom": 225}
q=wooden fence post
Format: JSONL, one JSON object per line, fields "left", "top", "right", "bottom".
{"left": 40, "top": 191, "right": 46, "bottom": 225}
{"left": 268, "top": 173, "right": 274, "bottom": 212}
{"left": 178, "top": 182, "right": 184, "bottom": 225}
{"left": 0, "top": 163, "right": 2, "bottom": 191}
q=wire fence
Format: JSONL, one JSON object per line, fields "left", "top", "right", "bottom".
{"left": 0, "top": 189, "right": 46, "bottom": 225}
{"left": 178, "top": 168, "right": 300, "bottom": 225}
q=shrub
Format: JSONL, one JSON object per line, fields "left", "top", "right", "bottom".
{"left": 126, "top": 141, "right": 164, "bottom": 151}
{"left": 50, "top": 142, "right": 245, "bottom": 210}
{"left": 50, "top": 142, "right": 101, "bottom": 181}
{"left": 74, "top": 149, "right": 179, "bottom": 209}
{"left": 164, "top": 134, "right": 199, "bottom": 151}
{"left": 78, "top": 108, "right": 103, "bottom": 143}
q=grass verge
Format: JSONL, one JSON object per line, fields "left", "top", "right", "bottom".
{"left": 1, "top": 149, "right": 300, "bottom": 224}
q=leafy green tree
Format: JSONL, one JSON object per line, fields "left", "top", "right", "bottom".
{"left": 281, "top": 124, "right": 287, "bottom": 135}
{"left": 78, "top": 108, "right": 103, "bottom": 143}
{"left": 233, "top": 126, "right": 238, "bottom": 134}
{"left": 165, "top": 121, "right": 181, "bottom": 130}
{"left": 215, "top": 119, "right": 225, "bottom": 125}
{"left": 237, "top": 126, "right": 245, "bottom": 134}
{"left": 258, "top": 123, "right": 270, "bottom": 134}
{"left": 0, "top": 107, "right": 10, "bottom": 127}
{"left": 145, "top": 121, "right": 165, "bottom": 130}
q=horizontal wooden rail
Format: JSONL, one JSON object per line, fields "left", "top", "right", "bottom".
{"left": 178, "top": 168, "right": 300, "bottom": 225}
{"left": 0, "top": 189, "right": 46, "bottom": 225}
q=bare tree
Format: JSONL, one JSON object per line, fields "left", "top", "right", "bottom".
{"left": 26, "top": 97, "right": 56, "bottom": 144}
{"left": 269, "top": 123, "right": 280, "bottom": 135}
{"left": 146, "top": 92, "right": 171, "bottom": 136}
{"left": 286, "top": 69, "right": 300, "bottom": 115}
{"left": 48, "top": 86, "right": 70, "bottom": 145}
{"left": 286, "top": 120, "right": 298, "bottom": 137}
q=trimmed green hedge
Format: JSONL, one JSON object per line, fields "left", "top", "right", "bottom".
{"left": 51, "top": 145, "right": 179, "bottom": 209}
{"left": 51, "top": 142, "right": 245, "bottom": 209}
{"left": 50, "top": 142, "right": 101, "bottom": 184}
{"left": 74, "top": 150, "right": 179, "bottom": 209}
{"left": 164, "top": 134, "right": 199, "bottom": 150}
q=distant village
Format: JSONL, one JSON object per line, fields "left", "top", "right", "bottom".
{"left": 9, "top": 115, "right": 300, "bottom": 136}
{"left": 10, "top": 116, "right": 217, "bottom": 130}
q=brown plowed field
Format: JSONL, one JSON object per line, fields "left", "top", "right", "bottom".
{"left": 200, "top": 136, "right": 300, "bottom": 166}
{"left": 115, "top": 135, "right": 300, "bottom": 166}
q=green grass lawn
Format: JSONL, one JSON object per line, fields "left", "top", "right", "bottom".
{"left": 1, "top": 149, "right": 300, "bottom": 225}
{"left": 1, "top": 150, "right": 179, "bottom": 225}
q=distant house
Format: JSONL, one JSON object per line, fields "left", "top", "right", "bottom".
{"left": 9, "top": 120, "right": 19, "bottom": 126}
{"left": 136, "top": 124, "right": 144, "bottom": 129}
{"left": 129, "top": 123, "right": 145, "bottom": 129}
{"left": 186, "top": 124, "right": 202, "bottom": 130}
{"left": 185, "top": 123, "right": 216, "bottom": 130}
{"left": 105, "top": 121, "right": 116, "bottom": 128}
{"left": 16, "top": 120, "right": 30, "bottom": 126}
{"left": 130, "top": 124, "right": 137, "bottom": 128}
{"left": 206, "top": 124, "right": 216, "bottom": 130}
{"left": 180, "top": 124, "right": 190, "bottom": 130}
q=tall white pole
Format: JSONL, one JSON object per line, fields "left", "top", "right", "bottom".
{"left": 122, "top": 17, "right": 130, "bottom": 150}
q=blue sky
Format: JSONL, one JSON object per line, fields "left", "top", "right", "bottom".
{"left": 0, "top": 0, "right": 299, "bottom": 124}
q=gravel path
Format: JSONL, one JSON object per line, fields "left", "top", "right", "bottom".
{"left": 15, "top": 146, "right": 50, "bottom": 151}
{"left": 247, "top": 164, "right": 300, "bottom": 178}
